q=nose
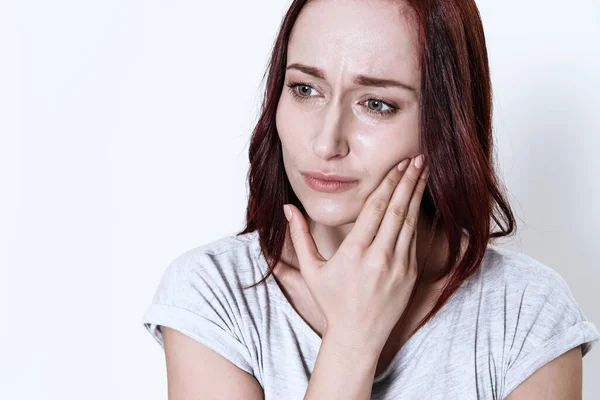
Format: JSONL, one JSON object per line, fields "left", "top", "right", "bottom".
{"left": 312, "top": 101, "right": 350, "bottom": 160}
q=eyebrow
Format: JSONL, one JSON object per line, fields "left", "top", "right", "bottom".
{"left": 286, "top": 62, "right": 417, "bottom": 93}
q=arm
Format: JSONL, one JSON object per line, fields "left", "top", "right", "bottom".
{"left": 304, "top": 328, "right": 382, "bottom": 400}
{"left": 504, "top": 346, "right": 582, "bottom": 399}
{"left": 162, "top": 327, "right": 264, "bottom": 400}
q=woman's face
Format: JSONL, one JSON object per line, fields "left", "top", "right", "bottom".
{"left": 276, "top": 0, "right": 421, "bottom": 227}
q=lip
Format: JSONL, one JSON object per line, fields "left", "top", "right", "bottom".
{"left": 303, "top": 171, "right": 357, "bottom": 182}
{"left": 301, "top": 171, "right": 359, "bottom": 193}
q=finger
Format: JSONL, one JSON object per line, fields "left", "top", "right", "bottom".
{"left": 408, "top": 198, "right": 419, "bottom": 272}
{"left": 409, "top": 218, "right": 418, "bottom": 268}
{"left": 344, "top": 158, "right": 411, "bottom": 249}
{"left": 371, "top": 155, "right": 427, "bottom": 252}
{"left": 283, "top": 204, "right": 326, "bottom": 274}
{"left": 395, "top": 164, "right": 430, "bottom": 256}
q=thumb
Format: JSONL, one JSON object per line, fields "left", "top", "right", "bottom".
{"left": 283, "top": 204, "right": 325, "bottom": 275}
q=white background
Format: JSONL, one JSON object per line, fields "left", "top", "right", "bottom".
{"left": 0, "top": 0, "right": 598, "bottom": 398}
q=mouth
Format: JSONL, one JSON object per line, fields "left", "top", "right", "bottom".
{"left": 301, "top": 173, "right": 359, "bottom": 193}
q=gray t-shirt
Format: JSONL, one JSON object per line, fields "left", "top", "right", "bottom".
{"left": 142, "top": 230, "right": 599, "bottom": 399}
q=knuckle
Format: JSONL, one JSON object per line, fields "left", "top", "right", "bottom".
{"left": 394, "top": 266, "right": 416, "bottom": 283}
{"left": 289, "top": 228, "right": 302, "bottom": 244}
{"left": 394, "top": 256, "right": 414, "bottom": 274}
{"left": 371, "top": 196, "right": 388, "bottom": 213}
{"left": 403, "top": 174, "right": 418, "bottom": 186}
{"left": 404, "top": 215, "right": 417, "bottom": 229}
{"left": 413, "top": 183, "right": 426, "bottom": 195}
{"left": 381, "top": 248, "right": 394, "bottom": 263}
{"left": 371, "top": 250, "right": 393, "bottom": 268}
{"left": 389, "top": 203, "right": 408, "bottom": 219}
{"left": 405, "top": 265, "right": 418, "bottom": 281}
{"left": 384, "top": 174, "right": 400, "bottom": 188}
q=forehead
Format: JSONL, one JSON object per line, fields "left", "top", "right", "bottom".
{"left": 287, "top": 0, "right": 420, "bottom": 83}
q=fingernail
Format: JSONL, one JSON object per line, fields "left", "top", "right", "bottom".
{"left": 421, "top": 165, "right": 430, "bottom": 180}
{"left": 414, "top": 154, "right": 424, "bottom": 169}
{"left": 283, "top": 204, "right": 293, "bottom": 221}
{"left": 397, "top": 158, "right": 410, "bottom": 171}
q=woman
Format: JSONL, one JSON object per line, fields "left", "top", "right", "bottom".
{"left": 142, "top": 0, "right": 600, "bottom": 398}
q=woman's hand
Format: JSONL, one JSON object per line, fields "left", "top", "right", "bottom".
{"left": 283, "top": 155, "right": 430, "bottom": 350}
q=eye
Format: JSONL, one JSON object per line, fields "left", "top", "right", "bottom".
{"left": 363, "top": 99, "right": 399, "bottom": 117}
{"left": 285, "top": 80, "right": 400, "bottom": 117}
{"left": 286, "top": 81, "right": 319, "bottom": 101}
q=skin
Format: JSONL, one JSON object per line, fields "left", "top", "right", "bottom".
{"left": 273, "top": 0, "right": 460, "bottom": 378}
{"left": 276, "top": 0, "right": 427, "bottom": 261}
{"left": 275, "top": 0, "right": 453, "bottom": 302}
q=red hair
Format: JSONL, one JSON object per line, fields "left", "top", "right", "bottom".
{"left": 237, "top": 0, "right": 516, "bottom": 338}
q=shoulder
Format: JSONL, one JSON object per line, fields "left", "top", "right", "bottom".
{"left": 149, "top": 231, "right": 261, "bottom": 308}
{"left": 479, "top": 244, "right": 580, "bottom": 306}
{"left": 172, "top": 230, "right": 258, "bottom": 268}
{"left": 480, "top": 244, "right": 588, "bottom": 328}
{"left": 481, "top": 243, "right": 567, "bottom": 282}
{"left": 488, "top": 245, "right": 586, "bottom": 314}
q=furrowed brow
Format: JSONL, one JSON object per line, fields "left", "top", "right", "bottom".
{"left": 286, "top": 63, "right": 416, "bottom": 93}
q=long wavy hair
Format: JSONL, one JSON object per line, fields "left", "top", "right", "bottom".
{"left": 236, "top": 0, "right": 516, "bottom": 338}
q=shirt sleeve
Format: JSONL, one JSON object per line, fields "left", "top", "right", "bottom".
{"left": 141, "top": 250, "right": 255, "bottom": 377}
{"left": 501, "top": 264, "right": 600, "bottom": 398}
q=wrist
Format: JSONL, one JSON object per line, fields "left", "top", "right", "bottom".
{"left": 323, "top": 326, "right": 384, "bottom": 358}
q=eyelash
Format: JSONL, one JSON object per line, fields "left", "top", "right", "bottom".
{"left": 285, "top": 81, "right": 400, "bottom": 117}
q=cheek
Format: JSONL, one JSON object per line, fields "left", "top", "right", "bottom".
{"left": 355, "top": 129, "right": 418, "bottom": 161}
{"left": 276, "top": 100, "right": 314, "bottom": 154}
{"left": 355, "top": 126, "right": 420, "bottom": 185}
{"left": 276, "top": 99, "right": 296, "bottom": 144}
{"left": 355, "top": 131, "right": 378, "bottom": 151}
{"left": 352, "top": 108, "right": 420, "bottom": 154}
{"left": 275, "top": 99, "right": 286, "bottom": 142}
